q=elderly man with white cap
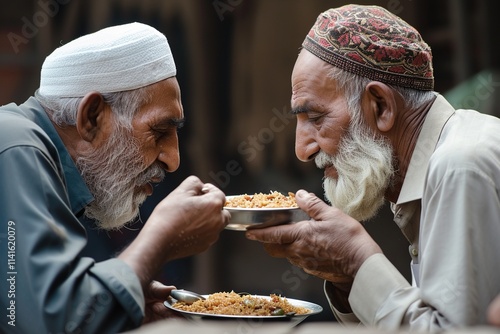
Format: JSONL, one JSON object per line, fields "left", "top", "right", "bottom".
{"left": 0, "top": 23, "right": 229, "bottom": 333}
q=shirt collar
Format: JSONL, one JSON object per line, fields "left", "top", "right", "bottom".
{"left": 24, "top": 97, "right": 94, "bottom": 215}
{"left": 396, "top": 95, "right": 455, "bottom": 205}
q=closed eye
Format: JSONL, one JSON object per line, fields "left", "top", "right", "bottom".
{"left": 291, "top": 106, "right": 323, "bottom": 124}
{"left": 152, "top": 128, "right": 169, "bottom": 138}
{"left": 151, "top": 118, "right": 185, "bottom": 140}
{"left": 306, "top": 112, "right": 323, "bottom": 122}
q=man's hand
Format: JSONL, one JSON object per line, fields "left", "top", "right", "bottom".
{"left": 142, "top": 281, "right": 183, "bottom": 324}
{"left": 119, "top": 175, "right": 231, "bottom": 290}
{"left": 145, "top": 175, "right": 231, "bottom": 260}
{"left": 245, "top": 189, "right": 382, "bottom": 284}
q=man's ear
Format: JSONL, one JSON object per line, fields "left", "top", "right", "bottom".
{"left": 364, "top": 82, "right": 397, "bottom": 133}
{"left": 76, "top": 92, "right": 111, "bottom": 143}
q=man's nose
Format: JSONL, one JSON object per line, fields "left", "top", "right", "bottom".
{"left": 295, "top": 121, "right": 319, "bottom": 162}
{"left": 158, "top": 135, "right": 180, "bottom": 172}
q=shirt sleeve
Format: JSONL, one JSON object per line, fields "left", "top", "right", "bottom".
{"left": 348, "top": 254, "right": 420, "bottom": 328}
{"left": 323, "top": 281, "right": 361, "bottom": 325}
{"left": 331, "top": 152, "right": 500, "bottom": 331}
{"left": 327, "top": 253, "right": 455, "bottom": 331}
{"left": 0, "top": 144, "right": 145, "bottom": 334}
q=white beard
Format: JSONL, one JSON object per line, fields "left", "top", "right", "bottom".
{"left": 76, "top": 126, "right": 165, "bottom": 230}
{"left": 315, "top": 120, "right": 394, "bottom": 222}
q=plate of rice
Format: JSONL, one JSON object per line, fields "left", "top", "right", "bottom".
{"left": 164, "top": 291, "right": 322, "bottom": 326}
{"left": 224, "top": 191, "right": 309, "bottom": 231}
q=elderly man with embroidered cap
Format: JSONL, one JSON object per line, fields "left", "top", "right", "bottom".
{"left": 246, "top": 4, "right": 500, "bottom": 331}
{"left": 0, "top": 23, "right": 229, "bottom": 333}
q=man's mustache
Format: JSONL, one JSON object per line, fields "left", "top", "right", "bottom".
{"left": 135, "top": 163, "right": 165, "bottom": 186}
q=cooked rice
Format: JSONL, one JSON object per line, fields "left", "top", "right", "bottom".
{"left": 172, "top": 291, "right": 310, "bottom": 316}
{"left": 225, "top": 191, "right": 298, "bottom": 208}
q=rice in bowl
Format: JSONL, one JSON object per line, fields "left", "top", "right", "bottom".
{"left": 225, "top": 191, "right": 298, "bottom": 209}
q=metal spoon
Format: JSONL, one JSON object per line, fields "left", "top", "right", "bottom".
{"left": 170, "top": 289, "right": 206, "bottom": 305}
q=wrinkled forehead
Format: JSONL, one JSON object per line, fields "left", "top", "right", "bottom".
{"left": 292, "top": 50, "right": 338, "bottom": 101}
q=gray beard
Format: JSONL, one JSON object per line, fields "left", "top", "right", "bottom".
{"left": 315, "top": 119, "right": 394, "bottom": 222}
{"left": 76, "top": 126, "right": 165, "bottom": 230}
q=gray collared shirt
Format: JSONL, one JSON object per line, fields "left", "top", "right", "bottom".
{"left": 0, "top": 97, "right": 144, "bottom": 334}
{"left": 326, "top": 95, "right": 500, "bottom": 330}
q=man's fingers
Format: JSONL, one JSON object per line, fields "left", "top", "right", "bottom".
{"left": 147, "top": 281, "right": 176, "bottom": 300}
{"left": 200, "top": 182, "right": 217, "bottom": 194}
{"left": 246, "top": 222, "right": 302, "bottom": 244}
{"left": 295, "top": 189, "right": 332, "bottom": 221}
{"left": 181, "top": 175, "right": 202, "bottom": 188}
{"left": 222, "top": 209, "right": 231, "bottom": 227}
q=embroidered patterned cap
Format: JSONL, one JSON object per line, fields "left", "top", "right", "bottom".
{"left": 302, "top": 5, "right": 434, "bottom": 91}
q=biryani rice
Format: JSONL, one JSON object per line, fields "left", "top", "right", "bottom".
{"left": 225, "top": 191, "right": 298, "bottom": 208}
{"left": 172, "top": 291, "right": 310, "bottom": 316}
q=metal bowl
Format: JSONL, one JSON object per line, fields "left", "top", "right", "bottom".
{"left": 224, "top": 195, "right": 309, "bottom": 231}
{"left": 163, "top": 294, "right": 322, "bottom": 328}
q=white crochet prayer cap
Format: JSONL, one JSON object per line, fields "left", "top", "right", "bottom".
{"left": 39, "top": 22, "right": 176, "bottom": 97}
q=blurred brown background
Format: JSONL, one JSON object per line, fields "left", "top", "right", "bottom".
{"left": 2, "top": 0, "right": 499, "bottom": 324}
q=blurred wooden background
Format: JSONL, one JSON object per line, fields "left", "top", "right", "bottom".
{"left": 2, "top": 0, "right": 499, "bottom": 323}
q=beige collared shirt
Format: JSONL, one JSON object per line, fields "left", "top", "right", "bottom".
{"left": 325, "top": 95, "right": 500, "bottom": 331}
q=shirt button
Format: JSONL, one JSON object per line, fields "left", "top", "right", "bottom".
{"left": 411, "top": 248, "right": 418, "bottom": 256}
